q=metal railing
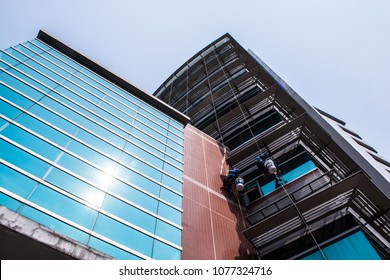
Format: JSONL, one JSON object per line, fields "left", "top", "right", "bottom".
{"left": 246, "top": 169, "right": 339, "bottom": 225}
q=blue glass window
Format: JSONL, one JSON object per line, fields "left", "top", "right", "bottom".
{"left": 158, "top": 202, "right": 182, "bottom": 226}
{"left": 12, "top": 52, "right": 63, "bottom": 85}
{"left": 0, "top": 192, "right": 22, "bottom": 212}
{"left": 83, "top": 119, "right": 126, "bottom": 148}
{"left": 73, "top": 71, "right": 110, "bottom": 95}
{"left": 163, "top": 162, "right": 183, "bottom": 179}
{"left": 56, "top": 153, "right": 110, "bottom": 189}
{"left": 152, "top": 240, "right": 181, "bottom": 260}
{"left": 48, "top": 91, "right": 90, "bottom": 117}
{"left": 101, "top": 195, "right": 156, "bottom": 233}
{"left": 39, "top": 96, "right": 86, "bottom": 125}
{"left": 1, "top": 83, "right": 36, "bottom": 111}
{"left": 66, "top": 75, "right": 105, "bottom": 98}
{"left": 168, "top": 130, "right": 184, "bottom": 142}
{"left": 1, "top": 124, "right": 61, "bottom": 161}
{"left": 114, "top": 165, "right": 161, "bottom": 197}
{"left": 100, "top": 101, "right": 135, "bottom": 124}
{"left": 1, "top": 48, "right": 26, "bottom": 67}
{"left": 138, "top": 108, "right": 168, "bottom": 128}
{"left": 5, "top": 60, "right": 58, "bottom": 92}
{"left": 0, "top": 118, "right": 6, "bottom": 128}
{"left": 0, "top": 99, "right": 23, "bottom": 120}
{"left": 133, "top": 120, "right": 166, "bottom": 143}
{"left": 161, "top": 174, "right": 182, "bottom": 193}
{"left": 0, "top": 139, "right": 50, "bottom": 178}
{"left": 87, "top": 236, "right": 142, "bottom": 260}
{"left": 46, "top": 49, "right": 81, "bottom": 71}
{"left": 29, "top": 104, "right": 78, "bottom": 135}
{"left": 165, "top": 146, "right": 183, "bottom": 162}
{"left": 28, "top": 184, "right": 98, "bottom": 229}
{"left": 108, "top": 179, "right": 158, "bottom": 213}
{"left": 0, "top": 164, "right": 38, "bottom": 199}
{"left": 67, "top": 140, "right": 116, "bottom": 172}
{"left": 137, "top": 114, "right": 168, "bottom": 136}
{"left": 44, "top": 167, "right": 105, "bottom": 207}
{"left": 14, "top": 45, "right": 37, "bottom": 58}
{"left": 124, "top": 141, "right": 164, "bottom": 169}
{"left": 31, "top": 40, "right": 51, "bottom": 51}
{"left": 32, "top": 55, "right": 73, "bottom": 77}
{"left": 160, "top": 187, "right": 182, "bottom": 208}
{"left": 131, "top": 127, "right": 165, "bottom": 151}
{"left": 164, "top": 154, "right": 183, "bottom": 170}
{"left": 126, "top": 134, "right": 164, "bottom": 159}
{"left": 166, "top": 139, "right": 183, "bottom": 153}
{"left": 40, "top": 50, "right": 80, "bottom": 73}
{"left": 155, "top": 220, "right": 181, "bottom": 246}
{"left": 119, "top": 152, "right": 162, "bottom": 182}
{"left": 261, "top": 160, "right": 317, "bottom": 196}
{"left": 302, "top": 231, "right": 381, "bottom": 260}
{"left": 93, "top": 214, "right": 153, "bottom": 257}
{"left": 16, "top": 113, "right": 70, "bottom": 147}
{"left": 75, "top": 129, "right": 122, "bottom": 160}
{"left": 22, "top": 42, "right": 46, "bottom": 55}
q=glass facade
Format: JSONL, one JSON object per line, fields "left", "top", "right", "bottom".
{"left": 0, "top": 39, "right": 184, "bottom": 259}
{"left": 302, "top": 230, "right": 381, "bottom": 260}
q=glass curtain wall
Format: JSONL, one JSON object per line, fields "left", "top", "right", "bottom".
{"left": 0, "top": 39, "right": 184, "bottom": 260}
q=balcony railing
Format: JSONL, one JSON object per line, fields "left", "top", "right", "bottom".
{"left": 246, "top": 169, "right": 339, "bottom": 225}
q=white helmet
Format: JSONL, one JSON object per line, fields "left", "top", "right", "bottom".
{"left": 235, "top": 177, "right": 245, "bottom": 191}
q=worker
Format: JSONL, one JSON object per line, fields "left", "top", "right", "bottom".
{"left": 224, "top": 168, "right": 245, "bottom": 193}
{"left": 228, "top": 168, "right": 240, "bottom": 179}
{"left": 256, "top": 153, "right": 284, "bottom": 187}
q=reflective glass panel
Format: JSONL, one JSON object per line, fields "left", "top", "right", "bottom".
{"left": 152, "top": 240, "right": 181, "bottom": 260}
{"left": 102, "top": 194, "right": 156, "bottom": 233}
{"left": 0, "top": 163, "right": 38, "bottom": 198}
{"left": 0, "top": 192, "right": 22, "bottom": 212}
{"left": 0, "top": 139, "right": 50, "bottom": 178}
{"left": 44, "top": 167, "right": 105, "bottom": 207}
{"left": 1, "top": 124, "right": 61, "bottom": 161}
{"left": 28, "top": 184, "right": 98, "bottom": 229}
{"left": 16, "top": 113, "right": 70, "bottom": 147}
{"left": 108, "top": 179, "right": 158, "bottom": 214}
{"left": 155, "top": 220, "right": 181, "bottom": 246}
{"left": 93, "top": 214, "right": 153, "bottom": 257}
{"left": 88, "top": 236, "right": 142, "bottom": 260}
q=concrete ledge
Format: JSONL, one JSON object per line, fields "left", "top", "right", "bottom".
{"left": 0, "top": 206, "right": 114, "bottom": 260}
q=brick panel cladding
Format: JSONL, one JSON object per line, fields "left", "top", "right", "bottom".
{"left": 182, "top": 124, "right": 254, "bottom": 260}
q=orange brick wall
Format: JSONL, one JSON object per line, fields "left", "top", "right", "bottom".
{"left": 181, "top": 124, "right": 254, "bottom": 260}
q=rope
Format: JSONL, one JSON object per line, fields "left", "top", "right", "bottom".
{"left": 201, "top": 53, "right": 225, "bottom": 145}
{"left": 211, "top": 48, "right": 327, "bottom": 259}
{"left": 202, "top": 52, "right": 248, "bottom": 231}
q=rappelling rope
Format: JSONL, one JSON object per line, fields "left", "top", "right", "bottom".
{"left": 212, "top": 48, "right": 327, "bottom": 259}
{"left": 202, "top": 51, "right": 248, "bottom": 230}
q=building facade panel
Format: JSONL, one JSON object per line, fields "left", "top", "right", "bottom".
{"left": 181, "top": 196, "right": 215, "bottom": 260}
{"left": 181, "top": 124, "right": 254, "bottom": 259}
{"left": 0, "top": 36, "right": 187, "bottom": 260}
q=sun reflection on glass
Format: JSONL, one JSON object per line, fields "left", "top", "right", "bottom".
{"left": 85, "top": 191, "right": 105, "bottom": 207}
{"left": 85, "top": 165, "right": 116, "bottom": 207}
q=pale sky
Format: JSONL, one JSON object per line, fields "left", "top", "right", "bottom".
{"left": 1, "top": 0, "right": 389, "bottom": 160}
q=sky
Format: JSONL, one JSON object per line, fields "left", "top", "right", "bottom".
{"left": 1, "top": 0, "right": 389, "bottom": 160}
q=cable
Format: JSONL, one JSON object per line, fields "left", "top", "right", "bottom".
{"left": 201, "top": 53, "right": 225, "bottom": 145}
{"left": 211, "top": 48, "right": 327, "bottom": 259}
{"left": 202, "top": 51, "right": 248, "bottom": 231}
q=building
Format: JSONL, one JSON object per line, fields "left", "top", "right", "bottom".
{"left": 154, "top": 33, "right": 390, "bottom": 259}
{"left": 0, "top": 31, "right": 189, "bottom": 260}
{"left": 1, "top": 31, "right": 389, "bottom": 260}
